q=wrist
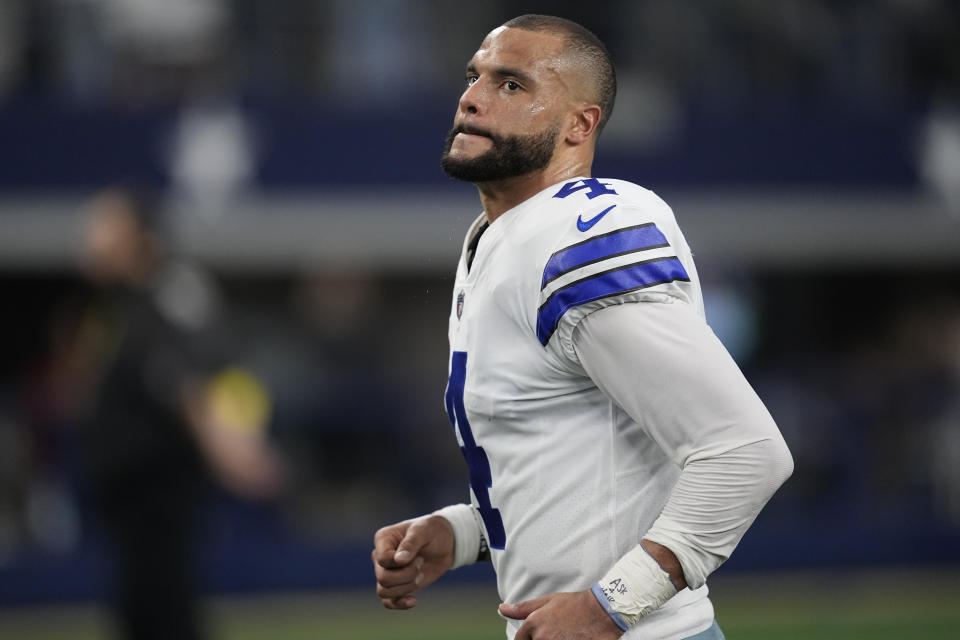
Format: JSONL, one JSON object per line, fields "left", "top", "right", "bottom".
{"left": 590, "top": 583, "right": 630, "bottom": 632}
{"left": 593, "top": 543, "right": 679, "bottom": 628}
{"left": 431, "top": 504, "right": 484, "bottom": 569}
{"left": 584, "top": 586, "right": 626, "bottom": 637}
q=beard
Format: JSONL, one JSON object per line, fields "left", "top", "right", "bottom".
{"left": 440, "top": 121, "right": 560, "bottom": 183}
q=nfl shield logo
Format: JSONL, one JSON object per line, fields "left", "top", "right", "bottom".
{"left": 456, "top": 290, "right": 465, "bottom": 320}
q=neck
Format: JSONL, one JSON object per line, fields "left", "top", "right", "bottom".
{"left": 476, "top": 155, "right": 593, "bottom": 223}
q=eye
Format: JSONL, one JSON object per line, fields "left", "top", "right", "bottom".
{"left": 466, "top": 75, "right": 478, "bottom": 87}
{"left": 504, "top": 80, "right": 520, "bottom": 91}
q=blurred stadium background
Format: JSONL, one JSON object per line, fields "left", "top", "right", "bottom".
{"left": 1, "top": 0, "right": 959, "bottom": 638}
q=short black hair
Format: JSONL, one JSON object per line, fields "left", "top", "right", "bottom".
{"left": 502, "top": 14, "right": 617, "bottom": 134}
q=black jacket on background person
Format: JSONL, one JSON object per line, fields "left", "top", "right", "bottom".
{"left": 83, "top": 263, "right": 223, "bottom": 640}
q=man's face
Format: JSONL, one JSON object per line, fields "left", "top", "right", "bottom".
{"left": 441, "top": 27, "right": 573, "bottom": 183}
{"left": 81, "top": 192, "right": 149, "bottom": 285}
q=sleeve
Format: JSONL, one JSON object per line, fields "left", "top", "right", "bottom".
{"left": 572, "top": 300, "right": 793, "bottom": 589}
{"left": 535, "top": 199, "right": 698, "bottom": 359}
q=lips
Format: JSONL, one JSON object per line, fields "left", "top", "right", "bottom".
{"left": 457, "top": 125, "right": 494, "bottom": 139}
{"left": 458, "top": 131, "right": 491, "bottom": 141}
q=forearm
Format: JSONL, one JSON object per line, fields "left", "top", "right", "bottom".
{"left": 595, "top": 437, "right": 792, "bottom": 629}
{"left": 591, "top": 432, "right": 792, "bottom": 629}
{"left": 639, "top": 539, "right": 686, "bottom": 590}
{"left": 644, "top": 436, "right": 793, "bottom": 588}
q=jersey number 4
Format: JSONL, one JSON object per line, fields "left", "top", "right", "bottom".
{"left": 445, "top": 351, "right": 506, "bottom": 549}
{"left": 552, "top": 177, "right": 617, "bottom": 200}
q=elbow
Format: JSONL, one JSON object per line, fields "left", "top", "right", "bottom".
{"left": 781, "top": 440, "right": 795, "bottom": 485}
{"left": 765, "top": 432, "right": 794, "bottom": 492}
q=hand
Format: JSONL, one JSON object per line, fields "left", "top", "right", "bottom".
{"left": 500, "top": 589, "right": 624, "bottom": 640}
{"left": 372, "top": 514, "right": 456, "bottom": 610}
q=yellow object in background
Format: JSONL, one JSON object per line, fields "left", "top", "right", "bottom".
{"left": 206, "top": 367, "right": 272, "bottom": 435}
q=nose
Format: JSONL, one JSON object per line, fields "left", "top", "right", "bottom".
{"left": 458, "top": 79, "right": 483, "bottom": 116}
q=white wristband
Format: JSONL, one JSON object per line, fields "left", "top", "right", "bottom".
{"left": 592, "top": 543, "right": 679, "bottom": 629}
{"left": 432, "top": 504, "right": 484, "bottom": 569}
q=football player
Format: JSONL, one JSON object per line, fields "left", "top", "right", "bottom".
{"left": 373, "top": 14, "right": 792, "bottom": 640}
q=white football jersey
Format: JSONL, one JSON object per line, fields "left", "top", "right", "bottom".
{"left": 444, "top": 177, "right": 715, "bottom": 639}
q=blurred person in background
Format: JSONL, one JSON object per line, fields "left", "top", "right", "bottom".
{"left": 78, "top": 186, "right": 281, "bottom": 640}
{"left": 372, "top": 15, "right": 792, "bottom": 640}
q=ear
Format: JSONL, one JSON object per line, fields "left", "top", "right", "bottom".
{"left": 565, "top": 104, "right": 602, "bottom": 146}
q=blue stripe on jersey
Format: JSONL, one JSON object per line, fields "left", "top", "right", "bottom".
{"left": 445, "top": 351, "right": 507, "bottom": 549}
{"left": 536, "top": 256, "right": 690, "bottom": 345}
{"left": 541, "top": 223, "right": 670, "bottom": 288}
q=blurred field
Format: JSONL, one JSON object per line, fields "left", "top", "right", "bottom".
{"left": 0, "top": 568, "right": 957, "bottom": 639}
